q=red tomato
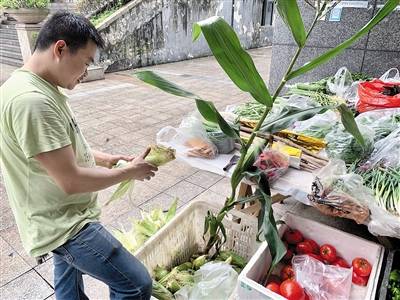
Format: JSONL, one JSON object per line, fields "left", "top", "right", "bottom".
{"left": 307, "top": 253, "right": 324, "bottom": 263}
{"left": 332, "top": 257, "right": 350, "bottom": 268}
{"left": 284, "top": 229, "right": 304, "bottom": 245}
{"left": 352, "top": 257, "right": 372, "bottom": 277}
{"left": 280, "top": 279, "right": 306, "bottom": 300}
{"left": 285, "top": 248, "right": 294, "bottom": 261}
{"left": 304, "top": 292, "right": 311, "bottom": 300}
{"left": 304, "top": 239, "right": 319, "bottom": 254}
{"left": 280, "top": 265, "right": 295, "bottom": 281}
{"left": 266, "top": 282, "right": 281, "bottom": 295}
{"left": 296, "top": 241, "right": 314, "bottom": 254}
{"left": 352, "top": 271, "right": 369, "bottom": 286}
{"left": 319, "top": 244, "right": 337, "bottom": 263}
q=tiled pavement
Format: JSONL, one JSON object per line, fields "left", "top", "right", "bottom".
{"left": 0, "top": 47, "right": 272, "bottom": 299}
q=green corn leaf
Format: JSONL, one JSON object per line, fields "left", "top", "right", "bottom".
{"left": 165, "top": 198, "right": 178, "bottom": 223}
{"left": 260, "top": 105, "right": 334, "bottom": 134}
{"left": 193, "top": 17, "right": 272, "bottom": 107}
{"left": 243, "top": 170, "right": 286, "bottom": 277}
{"left": 135, "top": 70, "right": 239, "bottom": 139}
{"left": 104, "top": 180, "right": 133, "bottom": 206}
{"left": 287, "top": 0, "right": 399, "bottom": 79}
{"left": 337, "top": 103, "right": 365, "bottom": 147}
{"left": 276, "top": 0, "right": 307, "bottom": 47}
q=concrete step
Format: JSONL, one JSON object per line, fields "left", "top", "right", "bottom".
{"left": 0, "top": 43, "right": 21, "bottom": 54}
{"left": 0, "top": 32, "right": 19, "bottom": 41}
{"left": 0, "top": 37, "right": 20, "bottom": 46}
{"left": 0, "top": 28, "right": 17, "bottom": 36}
{"left": 0, "top": 49, "right": 23, "bottom": 60}
{"left": 0, "top": 56, "right": 23, "bottom": 67}
{"left": 0, "top": 23, "right": 16, "bottom": 30}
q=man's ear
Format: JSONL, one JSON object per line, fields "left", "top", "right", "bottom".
{"left": 53, "top": 40, "right": 67, "bottom": 61}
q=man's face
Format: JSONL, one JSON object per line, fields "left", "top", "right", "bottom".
{"left": 56, "top": 40, "right": 97, "bottom": 90}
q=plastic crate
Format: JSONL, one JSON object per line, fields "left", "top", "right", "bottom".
{"left": 135, "top": 200, "right": 259, "bottom": 278}
{"left": 238, "top": 212, "right": 385, "bottom": 300}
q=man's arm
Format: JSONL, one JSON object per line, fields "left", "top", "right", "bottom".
{"left": 91, "top": 149, "right": 134, "bottom": 169}
{"left": 35, "top": 145, "right": 157, "bottom": 195}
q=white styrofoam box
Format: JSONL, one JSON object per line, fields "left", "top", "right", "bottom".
{"left": 238, "top": 212, "right": 385, "bottom": 300}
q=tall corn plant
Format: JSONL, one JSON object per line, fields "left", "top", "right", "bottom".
{"left": 136, "top": 0, "right": 399, "bottom": 275}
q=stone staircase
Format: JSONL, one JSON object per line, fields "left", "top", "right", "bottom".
{"left": 0, "top": 22, "right": 23, "bottom": 67}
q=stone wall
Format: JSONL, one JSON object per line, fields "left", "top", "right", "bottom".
{"left": 268, "top": 0, "right": 400, "bottom": 92}
{"left": 97, "top": 0, "right": 274, "bottom": 72}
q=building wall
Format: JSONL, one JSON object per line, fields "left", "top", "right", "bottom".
{"left": 97, "top": 0, "right": 274, "bottom": 72}
{"left": 268, "top": 0, "right": 400, "bottom": 92}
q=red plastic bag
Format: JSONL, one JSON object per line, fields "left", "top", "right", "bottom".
{"left": 357, "top": 79, "right": 400, "bottom": 113}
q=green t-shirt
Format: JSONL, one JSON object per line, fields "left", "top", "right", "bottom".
{"left": 0, "top": 69, "right": 100, "bottom": 257}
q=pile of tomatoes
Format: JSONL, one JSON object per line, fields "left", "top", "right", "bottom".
{"left": 264, "top": 227, "right": 373, "bottom": 300}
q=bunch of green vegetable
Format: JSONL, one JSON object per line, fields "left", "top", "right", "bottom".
{"left": 356, "top": 111, "right": 400, "bottom": 141}
{"left": 233, "top": 101, "right": 266, "bottom": 121}
{"left": 113, "top": 199, "right": 177, "bottom": 253}
{"left": 289, "top": 77, "right": 331, "bottom": 94}
{"left": 389, "top": 269, "right": 400, "bottom": 300}
{"left": 355, "top": 167, "right": 400, "bottom": 216}
{"left": 151, "top": 250, "right": 246, "bottom": 299}
{"left": 288, "top": 88, "right": 342, "bottom": 106}
{"left": 325, "top": 124, "right": 374, "bottom": 164}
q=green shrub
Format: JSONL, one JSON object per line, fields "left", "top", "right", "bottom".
{"left": 0, "top": 0, "right": 49, "bottom": 9}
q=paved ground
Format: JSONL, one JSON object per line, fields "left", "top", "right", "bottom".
{"left": 0, "top": 46, "right": 387, "bottom": 299}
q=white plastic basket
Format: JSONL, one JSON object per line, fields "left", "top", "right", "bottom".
{"left": 238, "top": 212, "right": 385, "bottom": 300}
{"left": 135, "top": 200, "right": 259, "bottom": 278}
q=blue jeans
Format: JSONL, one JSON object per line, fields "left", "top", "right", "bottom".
{"left": 52, "top": 222, "right": 152, "bottom": 300}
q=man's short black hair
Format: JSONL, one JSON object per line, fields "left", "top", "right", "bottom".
{"left": 34, "top": 12, "right": 105, "bottom": 53}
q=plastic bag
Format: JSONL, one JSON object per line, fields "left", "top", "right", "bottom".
{"left": 308, "top": 159, "right": 371, "bottom": 224}
{"left": 157, "top": 112, "right": 218, "bottom": 159}
{"left": 325, "top": 124, "right": 375, "bottom": 164}
{"left": 368, "top": 200, "right": 400, "bottom": 239}
{"left": 175, "top": 262, "right": 238, "bottom": 300}
{"left": 292, "top": 110, "right": 339, "bottom": 139}
{"left": 293, "top": 255, "right": 352, "bottom": 300}
{"left": 355, "top": 107, "right": 400, "bottom": 141}
{"left": 254, "top": 149, "right": 290, "bottom": 183}
{"left": 380, "top": 68, "right": 400, "bottom": 83}
{"left": 327, "top": 67, "right": 354, "bottom": 98}
{"left": 357, "top": 79, "right": 400, "bottom": 113}
{"left": 363, "top": 128, "right": 400, "bottom": 168}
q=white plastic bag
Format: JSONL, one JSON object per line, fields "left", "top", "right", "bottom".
{"left": 175, "top": 262, "right": 238, "bottom": 300}
{"left": 157, "top": 112, "right": 218, "bottom": 159}
{"left": 327, "top": 67, "right": 354, "bottom": 98}
{"left": 368, "top": 200, "right": 400, "bottom": 239}
{"left": 364, "top": 128, "right": 400, "bottom": 168}
{"left": 379, "top": 68, "right": 400, "bottom": 83}
{"left": 292, "top": 110, "right": 338, "bottom": 138}
{"left": 293, "top": 255, "right": 352, "bottom": 300}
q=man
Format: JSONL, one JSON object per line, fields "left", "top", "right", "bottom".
{"left": 0, "top": 12, "right": 156, "bottom": 300}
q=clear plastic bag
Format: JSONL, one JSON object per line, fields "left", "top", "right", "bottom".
{"left": 363, "top": 128, "right": 400, "bottom": 168}
{"left": 292, "top": 110, "right": 339, "bottom": 139}
{"left": 356, "top": 108, "right": 400, "bottom": 141}
{"left": 254, "top": 149, "right": 290, "bottom": 183}
{"left": 308, "top": 159, "right": 371, "bottom": 224}
{"left": 157, "top": 112, "right": 218, "bottom": 159}
{"left": 368, "top": 200, "right": 400, "bottom": 239}
{"left": 175, "top": 262, "right": 238, "bottom": 300}
{"left": 327, "top": 67, "right": 354, "bottom": 98}
{"left": 293, "top": 255, "right": 352, "bottom": 300}
{"left": 380, "top": 68, "right": 400, "bottom": 83}
{"left": 325, "top": 124, "right": 375, "bottom": 164}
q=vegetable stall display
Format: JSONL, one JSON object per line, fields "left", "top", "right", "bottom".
{"left": 134, "top": 1, "right": 399, "bottom": 293}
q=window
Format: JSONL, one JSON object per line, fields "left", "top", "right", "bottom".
{"left": 261, "top": 0, "right": 274, "bottom": 26}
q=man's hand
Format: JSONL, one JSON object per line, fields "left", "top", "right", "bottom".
{"left": 127, "top": 148, "right": 158, "bottom": 181}
{"left": 92, "top": 150, "right": 134, "bottom": 169}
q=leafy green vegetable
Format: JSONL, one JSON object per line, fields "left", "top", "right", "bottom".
{"left": 389, "top": 269, "right": 400, "bottom": 300}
